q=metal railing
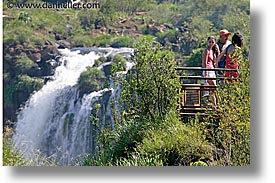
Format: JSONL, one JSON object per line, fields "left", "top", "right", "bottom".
{"left": 176, "top": 67, "right": 238, "bottom": 117}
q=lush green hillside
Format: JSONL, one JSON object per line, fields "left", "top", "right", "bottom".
{"left": 3, "top": 0, "right": 250, "bottom": 166}
{"left": 3, "top": 0, "right": 250, "bottom": 123}
{"left": 82, "top": 40, "right": 250, "bottom": 166}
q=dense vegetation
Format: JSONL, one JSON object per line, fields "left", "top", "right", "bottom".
{"left": 3, "top": 0, "right": 250, "bottom": 166}
{"left": 80, "top": 40, "right": 250, "bottom": 166}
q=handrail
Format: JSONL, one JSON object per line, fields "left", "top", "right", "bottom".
{"left": 176, "top": 66, "right": 238, "bottom": 119}
{"left": 175, "top": 67, "right": 237, "bottom": 72}
{"left": 179, "top": 76, "right": 238, "bottom": 80}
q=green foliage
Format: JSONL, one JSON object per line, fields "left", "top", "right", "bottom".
{"left": 94, "top": 56, "right": 107, "bottom": 67}
{"left": 156, "top": 29, "right": 179, "bottom": 44}
{"left": 14, "top": 53, "right": 37, "bottom": 74}
{"left": 78, "top": 67, "right": 106, "bottom": 95}
{"left": 99, "top": 0, "right": 155, "bottom": 16}
{"left": 118, "top": 40, "right": 181, "bottom": 120}
{"left": 111, "top": 54, "right": 127, "bottom": 74}
{"left": 148, "top": 3, "right": 180, "bottom": 24}
{"left": 84, "top": 40, "right": 184, "bottom": 166}
{"left": 78, "top": 9, "right": 99, "bottom": 30}
{"left": 16, "top": 74, "right": 44, "bottom": 92}
{"left": 3, "top": 126, "right": 27, "bottom": 166}
{"left": 110, "top": 36, "right": 135, "bottom": 48}
{"left": 201, "top": 57, "right": 250, "bottom": 166}
{"left": 190, "top": 161, "right": 208, "bottom": 166}
{"left": 18, "top": 11, "right": 32, "bottom": 24}
{"left": 136, "top": 113, "right": 213, "bottom": 166}
{"left": 4, "top": 74, "right": 43, "bottom": 109}
{"left": 183, "top": 47, "right": 204, "bottom": 67}
{"left": 114, "top": 151, "right": 164, "bottom": 166}
{"left": 71, "top": 35, "right": 93, "bottom": 47}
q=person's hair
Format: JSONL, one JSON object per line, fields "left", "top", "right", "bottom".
{"left": 207, "top": 36, "right": 215, "bottom": 41}
{"left": 232, "top": 32, "right": 243, "bottom": 48}
{"left": 207, "top": 36, "right": 219, "bottom": 57}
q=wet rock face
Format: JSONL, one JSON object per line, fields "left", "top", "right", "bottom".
{"left": 89, "top": 89, "right": 115, "bottom": 134}
{"left": 3, "top": 43, "right": 62, "bottom": 123}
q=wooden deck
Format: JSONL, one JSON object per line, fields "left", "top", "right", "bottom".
{"left": 176, "top": 67, "right": 238, "bottom": 120}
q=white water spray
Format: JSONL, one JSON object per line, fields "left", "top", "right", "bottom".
{"left": 13, "top": 47, "right": 134, "bottom": 165}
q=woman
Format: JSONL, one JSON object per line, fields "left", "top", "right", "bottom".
{"left": 201, "top": 36, "right": 219, "bottom": 107}
{"left": 217, "top": 32, "right": 243, "bottom": 79}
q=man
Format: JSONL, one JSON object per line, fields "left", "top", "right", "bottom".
{"left": 216, "top": 29, "right": 232, "bottom": 74}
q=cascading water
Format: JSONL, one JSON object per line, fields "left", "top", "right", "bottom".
{"left": 13, "top": 47, "right": 134, "bottom": 165}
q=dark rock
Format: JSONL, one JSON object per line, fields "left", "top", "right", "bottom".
{"left": 102, "top": 62, "right": 112, "bottom": 77}
{"left": 45, "top": 39, "right": 53, "bottom": 45}
{"left": 40, "top": 45, "right": 59, "bottom": 61}
{"left": 14, "top": 44, "right": 24, "bottom": 55}
{"left": 56, "top": 40, "right": 71, "bottom": 49}
{"left": 43, "top": 76, "right": 55, "bottom": 84}
{"left": 54, "top": 32, "right": 66, "bottom": 41}
{"left": 29, "top": 52, "right": 41, "bottom": 62}
{"left": 26, "top": 65, "right": 43, "bottom": 77}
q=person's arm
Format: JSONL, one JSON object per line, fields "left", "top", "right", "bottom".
{"left": 202, "top": 49, "right": 208, "bottom": 76}
{"left": 202, "top": 49, "right": 207, "bottom": 68}
{"left": 217, "top": 49, "right": 226, "bottom": 64}
{"left": 214, "top": 45, "right": 220, "bottom": 67}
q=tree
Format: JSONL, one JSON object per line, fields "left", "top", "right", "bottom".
{"left": 116, "top": 39, "right": 180, "bottom": 121}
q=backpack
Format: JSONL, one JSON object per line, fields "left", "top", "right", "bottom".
{"left": 218, "top": 45, "right": 231, "bottom": 68}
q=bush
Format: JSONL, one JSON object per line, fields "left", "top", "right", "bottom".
{"left": 71, "top": 35, "right": 94, "bottom": 47}
{"left": 78, "top": 67, "right": 106, "bottom": 96}
{"left": 83, "top": 40, "right": 183, "bottom": 166}
{"left": 136, "top": 113, "right": 213, "bottom": 166}
{"left": 110, "top": 36, "right": 135, "bottom": 48}
{"left": 3, "top": 126, "right": 27, "bottom": 166}
{"left": 118, "top": 40, "right": 180, "bottom": 120}
{"left": 94, "top": 56, "right": 107, "bottom": 67}
{"left": 78, "top": 9, "right": 99, "bottom": 30}
{"left": 111, "top": 54, "right": 127, "bottom": 73}
{"left": 156, "top": 29, "right": 179, "bottom": 44}
{"left": 14, "top": 53, "right": 37, "bottom": 74}
{"left": 200, "top": 59, "right": 250, "bottom": 166}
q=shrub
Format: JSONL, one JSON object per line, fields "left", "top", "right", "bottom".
{"left": 78, "top": 9, "right": 99, "bottom": 30}
{"left": 3, "top": 126, "right": 27, "bottom": 166}
{"left": 111, "top": 54, "right": 127, "bottom": 73}
{"left": 201, "top": 58, "right": 250, "bottom": 166}
{"left": 78, "top": 67, "right": 106, "bottom": 96}
{"left": 94, "top": 56, "right": 107, "bottom": 67}
{"left": 71, "top": 35, "right": 94, "bottom": 47}
{"left": 110, "top": 36, "right": 135, "bottom": 48}
{"left": 14, "top": 53, "right": 37, "bottom": 74}
{"left": 136, "top": 113, "right": 213, "bottom": 166}
{"left": 118, "top": 40, "right": 180, "bottom": 120}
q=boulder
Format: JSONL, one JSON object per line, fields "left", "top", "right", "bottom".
{"left": 56, "top": 40, "right": 71, "bottom": 49}
{"left": 40, "top": 45, "right": 59, "bottom": 61}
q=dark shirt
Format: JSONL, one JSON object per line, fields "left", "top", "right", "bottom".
{"left": 217, "top": 40, "right": 231, "bottom": 53}
{"left": 217, "top": 40, "right": 231, "bottom": 66}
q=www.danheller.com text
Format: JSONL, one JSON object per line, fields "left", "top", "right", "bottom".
{"left": 6, "top": 1, "right": 100, "bottom": 9}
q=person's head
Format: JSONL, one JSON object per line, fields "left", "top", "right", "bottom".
{"left": 219, "top": 29, "right": 231, "bottom": 44}
{"left": 207, "top": 36, "right": 216, "bottom": 48}
{"left": 232, "top": 32, "right": 243, "bottom": 48}
{"left": 207, "top": 36, "right": 219, "bottom": 57}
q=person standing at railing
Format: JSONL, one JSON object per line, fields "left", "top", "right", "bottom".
{"left": 217, "top": 32, "right": 243, "bottom": 80}
{"left": 216, "top": 29, "right": 232, "bottom": 70}
{"left": 201, "top": 36, "right": 219, "bottom": 107}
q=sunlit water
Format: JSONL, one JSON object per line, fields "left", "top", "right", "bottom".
{"left": 13, "top": 48, "right": 134, "bottom": 165}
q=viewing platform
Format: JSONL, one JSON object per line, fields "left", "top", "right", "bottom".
{"left": 175, "top": 67, "right": 238, "bottom": 120}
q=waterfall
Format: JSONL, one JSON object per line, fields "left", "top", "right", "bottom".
{"left": 13, "top": 47, "right": 134, "bottom": 165}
